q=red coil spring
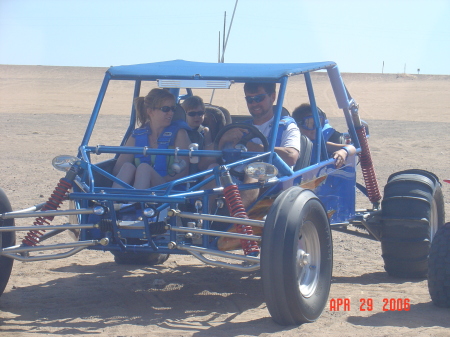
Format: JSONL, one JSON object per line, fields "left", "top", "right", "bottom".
{"left": 356, "top": 126, "right": 382, "bottom": 204}
{"left": 223, "top": 184, "right": 260, "bottom": 256}
{"left": 22, "top": 178, "right": 72, "bottom": 246}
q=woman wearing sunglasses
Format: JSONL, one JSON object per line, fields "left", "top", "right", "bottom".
{"left": 292, "top": 103, "right": 355, "bottom": 168}
{"left": 181, "top": 95, "right": 212, "bottom": 150}
{"left": 112, "top": 88, "right": 191, "bottom": 189}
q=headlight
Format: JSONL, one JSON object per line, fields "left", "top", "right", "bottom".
{"left": 245, "top": 162, "right": 278, "bottom": 182}
{"left": 52, "top": 155, "right": 79, "bottom": 171}
{"left": 143, "top": 207, "right": 156, "bottom": 218}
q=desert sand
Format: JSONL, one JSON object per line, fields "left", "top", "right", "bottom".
{"left": 1, "top": 64, "right": 450, "bottom": 336}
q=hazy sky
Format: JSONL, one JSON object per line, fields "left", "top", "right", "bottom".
{"left": 1, "top": 0, "right": 449, "bottom": 74}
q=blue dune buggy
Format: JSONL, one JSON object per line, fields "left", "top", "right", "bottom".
{"left": 0, "top": 60, "right": 445, "bottom": 325}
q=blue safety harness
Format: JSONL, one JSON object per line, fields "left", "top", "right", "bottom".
{"left": 322, "top": 122, "right": 336, "bottom": 142}
{"left": 186, "top": 124, "right": 206, "bottom": 150}
{"left": 244, "top": 116, "right": 296, "bottom": 147}
{"left": 313, "top": 119, "right": 338, "bottom": 160}
{"left": 132, "top": 120, "right": 191, "bottom": 177}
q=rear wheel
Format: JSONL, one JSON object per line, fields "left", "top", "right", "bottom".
{"left": 261, "top": 187, "right": 332, "bottom": 325}
{"left": 381, "top": 170, "right": 445, "bottom": 278}
{"left": 428, "top": 223, "right": 450, "bottom": 308}
{"left": 0, "top": 188, "right": 16, "bottom": 297}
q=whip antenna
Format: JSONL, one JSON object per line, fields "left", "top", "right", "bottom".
{"left": 211, "top": 0, "right": 239, "bottom": 104}
{"left": 221, "top": 0, "right": 239, "bottom": 63}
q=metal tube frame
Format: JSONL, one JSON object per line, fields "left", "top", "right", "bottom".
{"left": 170, "top": 210, "right": 265, "bottom": 227}
{"left": 1, "top": 207, "right": 103, "bottom": 220}
{"left": 177, "top": 244, "right": 260, "bottom": 272}
{"left": 1, "top": 240, "right": 101, "bottom": 262}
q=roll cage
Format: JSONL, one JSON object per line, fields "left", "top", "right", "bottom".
{"left": 83, "top": 60, "right": 361, "bottom": 154}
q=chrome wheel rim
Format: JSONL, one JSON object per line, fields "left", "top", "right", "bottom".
{"left": 296, "top": 220, "right": 320, "bottom": 298}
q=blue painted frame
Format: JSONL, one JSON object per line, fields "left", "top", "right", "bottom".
{"left": 71, "top": 60, "right": 361, "bottom": 254}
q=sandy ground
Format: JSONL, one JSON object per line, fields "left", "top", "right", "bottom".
{"left": 1, "top": 65, "right": 450, "bottom": 336}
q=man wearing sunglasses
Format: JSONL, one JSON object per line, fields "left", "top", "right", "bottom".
{"left": 212, "top": 83, "right": 301, "bottom": 251}
{"left": 213, "top": 83, "right": 300, "bottom": 211}
{"left": 219, "top": 82, "right": 300, "bottom": 167}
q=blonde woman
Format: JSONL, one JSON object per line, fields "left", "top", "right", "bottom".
{"left": 112, "top": 88, "right": 191, "bottom": 189}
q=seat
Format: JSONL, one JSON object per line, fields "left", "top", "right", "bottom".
{"left": 278, "top": 106, "right": 290, "bottom": 117}
{"left": 203, "top": 104, "right": 231, "bottom": 142}
{"left": 206, "top": 104, "right": 231, "bottom": 124}
{"left": 293, "top": 134, "right": 313, "bottom": 171}
{"left": 173, "top": 104, "right": 186, "bottom": 121}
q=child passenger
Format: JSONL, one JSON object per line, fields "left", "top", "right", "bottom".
{"left": 292, "top": 103, "right": 356, "bottom": 168}
{"left": 181, "top": 95, "right": 212, "bottom": 150}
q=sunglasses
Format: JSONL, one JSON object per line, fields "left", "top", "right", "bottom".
{"left": 158, "top": 106, "right": 177, "bottom": 113}
{"left": 245, "top": 93, "right": 267, "bottom": 104}
{"left": 299, "top": 115, "right": 324, "bottom": 130}
{"left": 187, "top": 110, "right": 205, "bottom": 117}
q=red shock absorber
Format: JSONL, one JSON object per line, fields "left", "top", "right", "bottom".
{"left": 22, "top": 178, "right": 73, "bottom": 246}
{"left": 356, "top": 126, "right": 382, "bottom": 204}
{"left": 222, "top": 173, "right": 260, "bottom": 257}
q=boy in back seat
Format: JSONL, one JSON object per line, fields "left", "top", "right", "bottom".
{"left": 181, "top": 96, "right": 212, "bottom": 150}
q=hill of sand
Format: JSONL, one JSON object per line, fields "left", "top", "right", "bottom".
{"left": 0, "top": 65, "right": 450, "bottom": 336}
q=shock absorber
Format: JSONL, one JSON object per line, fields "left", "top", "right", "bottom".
{"left": 22, "top": 171, "right": 75, "bottom": 246}
{"left": 220, "top": 168, "right": 260, "bottom": 257}
{"left": 352, "top": 106, "right": 382, "bottom": 205}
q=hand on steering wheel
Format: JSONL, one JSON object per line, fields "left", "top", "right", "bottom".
{"left": 213, "top": 123, "right": 269, "bottom": 178}
{"left": 214, "top": 123, "right": 269, "bottom": 151}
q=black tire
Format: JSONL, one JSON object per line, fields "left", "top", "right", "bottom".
{"left": 0, "top": 188, "right": 16, "bottom": 297}
{"left": 381, "top": 170, "right": 445, "bottom": 278}
{"left": 111, "top": 238, "right": 169, "bottom": 265}
{"left": 261, "top": 187, "right": 332, "bottom": 325}
{"left": 428, "top": 222, "right": 450, "bottom": 308}
{"left": 112, "top": 251, "right": 169, "bottom": 265}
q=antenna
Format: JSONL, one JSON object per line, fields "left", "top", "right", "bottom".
{"left": 211, "top": 0, "right": 239, "bottom": 104}
{"left": 222, "top": 11, "right": 226, "bottom": 61}
{"left": 218, "top": 32, "right": 221, "bottom": 63}
{"left": 220, "top": 0, "right": 239, "bottom": 63}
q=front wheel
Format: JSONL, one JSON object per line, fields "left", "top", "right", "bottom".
{"left": 428, "top": 222, "right": 450, "bottom": 307}
{"left": 0, "top": 188, "right": 16, "bottom": 297}
{"left": 261, "top": 187, "right": 332, "bottom": 325}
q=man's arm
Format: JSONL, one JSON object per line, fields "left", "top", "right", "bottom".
{"left": 276, "top": 123, "right": 301, "bottom": 167}
{"left": 326, "top": 143, "right": 356, "bottom": 168}
{"left": 245, "top": 142, "right": 299, "bottom": 167}
{"left": 274, "top": 146, "right": 299, "bottom": 166}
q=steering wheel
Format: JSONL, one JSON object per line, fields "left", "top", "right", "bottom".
{"left": 213, "top": 123, "right": 269, "bottom": 178}
{"left": 214, "top": 123, "right": 269, "bottom": 152}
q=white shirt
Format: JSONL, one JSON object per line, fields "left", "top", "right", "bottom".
{"left": 250, "top": 116, "right": 301, "bottom": 152}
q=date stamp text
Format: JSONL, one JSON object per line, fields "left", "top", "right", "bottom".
{"left": 329, "top": 298, "right": 411, "bottom": 311}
